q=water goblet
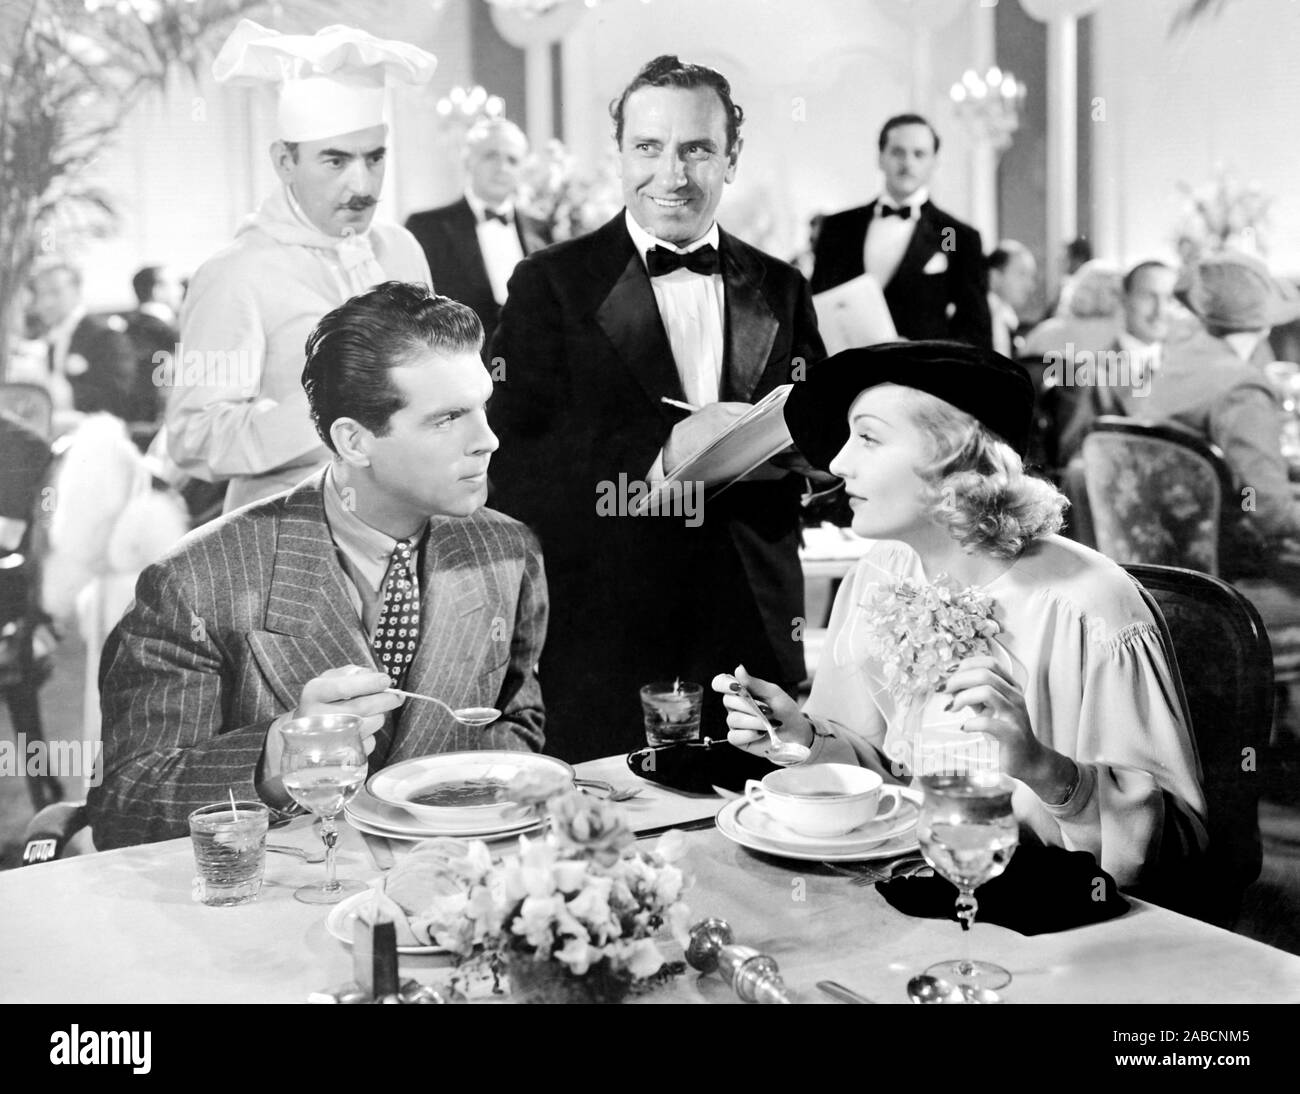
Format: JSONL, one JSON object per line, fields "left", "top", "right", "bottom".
{"left": 915, "top": 772, "right": 1019, "bottom": 993}
{"left": 279, "top": 714, "right": 369, "bottom": 905}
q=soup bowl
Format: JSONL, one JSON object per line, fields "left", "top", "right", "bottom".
{"left": 368, "top": 751, "right": 576, "bottom": 829}
{"left": 743, "top": 763, "right": 902, "bottom": 839}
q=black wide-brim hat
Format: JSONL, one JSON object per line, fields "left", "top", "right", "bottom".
{"left": 783, "top": 340, "right": 1034, "bottom": 470}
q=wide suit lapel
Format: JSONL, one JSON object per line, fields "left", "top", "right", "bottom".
{"left": 591, "top": 214, "right": 781, "bottom": 407}
{"left": 388, "top": 516, "right": 489, "bottom": 759}
{"left": 888, "top": 201, "right": 941, "bottom": 289}
{"left": 245, "top": 473, "right": 377, "bottom": 729}
{"left": 244, "top": 473, "right": 490, "bottom": 768}
{"left": 593, "top": 215, "right": 688, "bottom": 407}
{"left": 719, "top": 228, "right": 779, "bottom": 401}
{"left": 447, "top": 197, "right": 494, "bottom": 303}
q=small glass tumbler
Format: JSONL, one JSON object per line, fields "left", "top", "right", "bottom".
{"left": 188, "top": 801, "right": 269, "bottom": 907}
{"left": 640, "top": 681, "right": 704, "bottom": 746}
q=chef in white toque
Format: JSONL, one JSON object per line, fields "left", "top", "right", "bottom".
{"left": 166, "top": 21, "right": 437, "bottom": 512}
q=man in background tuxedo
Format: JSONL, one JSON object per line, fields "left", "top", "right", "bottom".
{"left": 986, "top": 240, "right": 1037, "bottom": 357}
{"left": 811, "top": 114, "right": 991, "bottom": 347}
{"left": 28, "top": 260, "right": 135, "bottom": 420}
{"left": 489, "top": 55, "right": 824, "bottom": 762}
{"left": 119, "top": 264, "right": 183, "bottom": 425}
{"left": 405, "top": 119, "right": 551, "bottom": 352}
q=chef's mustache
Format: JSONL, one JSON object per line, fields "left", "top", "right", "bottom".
{"left": 339, "top": 196, "right": 377, "bottom": 211}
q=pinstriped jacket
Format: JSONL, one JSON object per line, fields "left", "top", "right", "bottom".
{"left": 87, "top": 470, "right": 548, "bottom": 849}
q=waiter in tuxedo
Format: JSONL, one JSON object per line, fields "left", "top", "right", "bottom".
{"left": 489, "top": 55, "right": 824, "bottom": 762}
{"left": 811, "top": 114, "right": 991, "bottom": 347}
{"left": 405, "top": 119, "right": 551, "bottom": 352}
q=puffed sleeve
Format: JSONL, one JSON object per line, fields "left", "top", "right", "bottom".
{"left": 1015, "top": 604, "right": 1208, "bottom": 889}
{"left": 801, "top": 543, "right": 902, "bottom": 781}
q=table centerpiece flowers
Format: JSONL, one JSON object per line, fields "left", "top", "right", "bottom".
{"left": 377, "top": 775, "right": 692, "bottom": 1004}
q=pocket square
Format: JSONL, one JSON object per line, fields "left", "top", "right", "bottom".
{"left": 922, "top": 252, "right": 948, "bottom": 275}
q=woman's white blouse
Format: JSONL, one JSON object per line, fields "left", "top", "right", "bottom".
{"left": 803, "top": 535, "right": 1208, "bottom": 887}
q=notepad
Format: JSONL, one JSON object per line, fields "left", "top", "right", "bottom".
{"left": 632, "top": 385, "right": 794, "bottom": 514}
{"left": 813, "top": 273, "right": 898, "bottom": 354}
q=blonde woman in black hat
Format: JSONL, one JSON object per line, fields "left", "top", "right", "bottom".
{"left": 714, "top": 341, "right": 1206, "bottom": 889}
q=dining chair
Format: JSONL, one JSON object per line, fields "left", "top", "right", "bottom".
{"left": 1080, "top": 416, "right": 1300, "bottom": 728}
{"left": 1122, "top": 563, "right": 1271, "bottom": 928}
{"left": 0, "top": 409, "right": 62, "bottom": 812}
{"left": 1079, "top": 417, "right": 1231, "bottom": 574}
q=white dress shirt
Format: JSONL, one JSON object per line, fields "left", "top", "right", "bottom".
{"left": 1117, "top": 330, "right": 1163, "bottom": 388}
{"left": 864, "top": 187, "right": 928, "bottom": 289}
{"left": 989, "top": 291, "right": 1019, "bottom": 358}
{"left": 465, "top": 190, "right": 524, "bottom": 306}
{"left": 625, "top": 210, "right": 725, "bottom": 409}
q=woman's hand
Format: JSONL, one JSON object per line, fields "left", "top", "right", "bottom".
{"left": 944, "top": 655, "right": 1078, "bottom": 803}
{"left": 710, "top": 665, "right": 810, "bottom": 756}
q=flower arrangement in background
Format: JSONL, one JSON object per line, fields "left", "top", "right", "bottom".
{"left": 1174, "top": 165, "right": 1274, "bottom": 264}
{"left": 841, "top": 570, "right": 1001, "bottom": 707}
{"left": 517, "top": 139, "right": 622, "bottom": 243}
{"left": 378, "top": 773, "right": 691, "bottom": 1003}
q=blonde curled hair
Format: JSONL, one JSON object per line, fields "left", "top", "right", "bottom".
{"left": 896, "top": 386, "right": 1068, "bottom": 559}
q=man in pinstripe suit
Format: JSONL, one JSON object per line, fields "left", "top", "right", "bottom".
{"left": 89, "top": 283, "right": 548, "bottom": 849}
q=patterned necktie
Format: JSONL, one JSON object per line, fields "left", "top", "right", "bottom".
{"left": 879, "top": 204, "right": 913, "bottom": 220}
{"left": 646, "top": 243, "right": 720, "bottom": 277}
{"left": 373, "top": 540, "right": 420, "bottom": 687}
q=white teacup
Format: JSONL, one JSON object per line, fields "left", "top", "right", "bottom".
{"left": 743, "top": 763, "right": 902, "bottom": 839}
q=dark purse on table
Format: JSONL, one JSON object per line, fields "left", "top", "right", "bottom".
{"left": 877, "top": 844, "right": 1130, "bottom": 936}
{"left": 626, "top": 739, "right": 780, "bottom": 795}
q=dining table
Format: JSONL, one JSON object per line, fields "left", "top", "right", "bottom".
{"left": 3, "top": 754, "right": 1299, "bottom": 1007}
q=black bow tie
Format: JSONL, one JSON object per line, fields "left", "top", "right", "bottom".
{"left": 879, "top": 204, "right": 913, "bottom": 220}
{"left": 482, "top": 209, "right": 512, "bottom": 226}
{"left": 646, "top": 243, "right": 720, "bottom": 278}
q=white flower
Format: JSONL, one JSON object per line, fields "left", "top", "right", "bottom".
{"left": 554, "top": 935, "right": 597, "bottom": 975}
{"left": 654, "top": 829, "right": 687, "bottom": 862}
{"left": 513, "top": 895, "right": 563, "bottom": 949}
{"left": 667, "top": 902, "right": 694, "bottom": 947}
{"left": 553, "top": 859, "right": 589, "bottom": 893}
{"left": 653, "top": 863, "right": 684, "bottom": 906}
{"left": 624, "top": 938, "right": 666, "bottom": 979}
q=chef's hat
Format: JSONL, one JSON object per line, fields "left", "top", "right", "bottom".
{"left": 213, "top": 20, "right": 437, "bottom": 143}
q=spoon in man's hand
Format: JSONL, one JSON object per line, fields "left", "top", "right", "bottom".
{"left": 386, "top": 689, "right": 500, "bottom": 726}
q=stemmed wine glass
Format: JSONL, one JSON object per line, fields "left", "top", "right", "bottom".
{"left": 279, "top": 714, "right": 369, "bottom": 905}
{"left": 915, "top": 772, "right": 1019, "bottom": 992}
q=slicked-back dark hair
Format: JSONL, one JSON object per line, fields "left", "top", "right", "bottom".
{"left": 132, "top": 266, "right": 161, "bottom": 304}
{"left": 610, "top": 54, "right": 744, "bottom": 154}
{"left": 877, "top": 113, "right": 941, "bottom": 154}
{"left": 302, "top": 281, "right": 483, "bottom": 454}
{"left": 1122, "top": 259, "right": 1174, "bottom": 295}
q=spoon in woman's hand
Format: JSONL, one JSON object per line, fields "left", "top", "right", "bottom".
{"left": 722, "top": 677, "right": 810, "bottom": 766}
{"left": 906, "top": 973, "right": 1001, "bottom": 1004}
{"left": 386, "top": 689, "right": 500, "bottom": 727}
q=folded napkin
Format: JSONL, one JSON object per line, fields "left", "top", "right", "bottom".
{"left": 626, "top": 739, "right": 779, "bottom": 795}
{"left": 877, "top": 844, "right": 1129, "bottom": 935}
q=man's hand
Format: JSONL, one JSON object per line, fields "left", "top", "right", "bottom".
{"left": 257, "top": 666, "right": 402, "bottom": 794}
{"left": 662, "top": 402, "right": 751, "bottom": 478}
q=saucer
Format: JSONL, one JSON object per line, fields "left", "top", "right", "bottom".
{"left": 346, "top": 810, "right": 542, "bottom": 845}
{"left": 716, "top": 789, "right": 922, "bottom": 863}
{"left": 346, "top": 786, "right": 540, "bottom": 839}
{"left": 735, "top": 794, "right": 920, "bottom": 853}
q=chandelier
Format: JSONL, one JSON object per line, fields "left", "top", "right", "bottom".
{"left": 949, "top": 66, "right": 1027, "bottom": 153}
{"left": 435, "top": 85, "right": 507, "bottom": 132}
